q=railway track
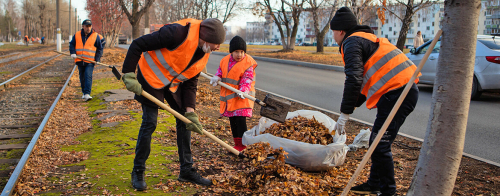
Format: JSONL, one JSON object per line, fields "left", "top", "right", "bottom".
{"left": 0, "top": 51, "right": 76, "bottom": 194}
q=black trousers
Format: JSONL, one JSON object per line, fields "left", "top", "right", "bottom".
{"left": 133, "top": 91, "right": 193, "bottom": 172}
{"left": 229, "top": 116, "right": 247, "bottom": 138}
{"left": 367, "top": 83, "right": 419, "bottom": 194}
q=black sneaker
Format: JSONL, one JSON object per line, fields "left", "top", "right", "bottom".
{"left": 131, "top": 170, "right": 147, "bottom": 191}
{"left": 350, "top": 182, "right": 381, "bottom": 195}
{"left": 178, "top": 168, "right": 213, "bottom": 186}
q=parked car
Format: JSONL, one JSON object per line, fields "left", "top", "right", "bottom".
{"left": 406, "top": 35, "right": 500, "bottom": 99}
{"left": 405, "top": 45, "right": 414, "bottom": 49}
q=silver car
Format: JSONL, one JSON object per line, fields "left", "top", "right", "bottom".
{"left": 406, "top": 35, "right": 500, "bottom": 99}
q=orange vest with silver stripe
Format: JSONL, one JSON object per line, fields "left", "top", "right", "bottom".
{"left": 219, "top": 54, "right": 257, "bottom": 114}
{"left": 138, "top": 18, "right": 210, "bottom": 92}
{"left": 75, "top": 30, "right": 98, "bottom": 63}
{"left": 341, "top": 32, "right": 419, "bottom": 109}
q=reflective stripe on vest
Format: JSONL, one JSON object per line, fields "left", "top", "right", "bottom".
{"left": 219, "top": 54, "right": 258, "bottom": 114}
{"left": 138, "top": 18, "right": 209, "bottom": 92}
{"left": 341, "top": 32, "right": 419, "bottom": 109}
{"left": 75, "top": 30, "right": 98, "bottom": 64}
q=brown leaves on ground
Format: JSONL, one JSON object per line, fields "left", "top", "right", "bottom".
{"left": 252, "top": 50, "right": 343, "bottom": 67}
{"left": 263, "top": 116, "right": 334, "bottom": 145}
{"left": 100, "top": 48, "right": 126, "bottom": 65}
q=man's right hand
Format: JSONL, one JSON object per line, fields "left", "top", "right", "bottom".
{"left": 122, "top": 72, "right": 142, "bottom": 95}
{"left": 71, "top": 54, "right": 77, "bottom": 59}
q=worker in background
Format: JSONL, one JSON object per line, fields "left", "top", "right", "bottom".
{"left": 69, "top": 19, "right": 104, "bottom": 101}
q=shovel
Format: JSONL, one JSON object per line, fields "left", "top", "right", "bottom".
{"left": 54, "top": 51, "right": 122, "bottom": 80}
{"left": 55, "top": 51, "right": 246, "bottom": 157}
{"left": 200, "top": 72, "right": 291, "bottom": 123}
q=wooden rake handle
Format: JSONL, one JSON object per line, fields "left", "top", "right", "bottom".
{"left": 141, "top": 91, "right": 242, "bottom": 156}
{"left": 340, "top": 30, "right": 443, "bottom": 196}
{"left": 54, "top": 51, "right": 112, "bottom": 68}
{"left": 199, "top": 72, "right": 266, "bottom": 106}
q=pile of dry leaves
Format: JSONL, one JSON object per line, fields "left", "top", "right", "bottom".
{"left": 209, "top": 142, "right": 352, "bottom": 195}
{"left": 263, "top": 116, "right": 334, "bottom": 145}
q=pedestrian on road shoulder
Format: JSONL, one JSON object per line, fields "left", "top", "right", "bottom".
{"left": 69, "top": 19, "right": 104, "bottom": 101}
{"left": 414, "top": 31, "right": 424, "bottom": 49}
{"left": 121, "top": 18, "right": 225, "bottom": 190}
{"left": 211, "top": 36, "right": 257, "bottom": 152}
{"left": 330, "top": 7, "right": 419, "bottom": 196}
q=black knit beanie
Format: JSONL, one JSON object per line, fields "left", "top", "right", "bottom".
{"left": 199, "top": 18, "right": 226, "bottom": 44}
{"left": 229, "top": 36, "right": 246, "bottom": 53}
{"left": 330, "top": 7, "right": 358, "bottom": 31}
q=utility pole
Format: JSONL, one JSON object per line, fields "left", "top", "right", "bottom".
{"left": 56, "top": 0, "right": 61, "bottom": 52}
{"left": 75, "top": 9, "right": 78, "bottom": 33}
{"left": 69, "top": 0, "right": 71, "bottom": 41}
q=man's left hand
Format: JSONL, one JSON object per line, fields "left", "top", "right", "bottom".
{"left": 333, "top": 113, "right": 350, "bottom": 135}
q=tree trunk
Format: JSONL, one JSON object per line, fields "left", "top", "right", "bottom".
{"left": 132, "top": 21, "right": 141, "bottom": 40}
{"left": 407, "top": 0, "right": 481, "bottom": 195}
{"left": 396, "top": 4, "right": 414, "bottom": 51}
{"left": 316, "top": 33, "right": 324, "bottom": 52}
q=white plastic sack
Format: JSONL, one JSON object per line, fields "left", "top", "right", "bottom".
{"left": 348, "top": 128, "right": 371, "bottom": 151}
{"left": 242, "top": 110, "right": 349, "bottom": 172}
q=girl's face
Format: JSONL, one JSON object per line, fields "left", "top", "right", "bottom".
{"left": 231, "top": 50, "right": 245, "bottom": 62}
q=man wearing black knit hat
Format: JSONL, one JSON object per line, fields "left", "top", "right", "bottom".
{"left": 121, "top": 18, "right": 225, "bottom": 190}
{"left": 330, "top": 7, "right": 419, "bottom": 196}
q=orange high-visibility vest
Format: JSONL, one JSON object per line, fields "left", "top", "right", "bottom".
{"left": 219, "top": 54, "right": 257, "bottom": 114}
{"left": 341, "top": 32, "right": 420, "bottom": 109}
{"left": 138, "top": 18, "right": 210, "bottom": 93}
{"left": 75, "top": 30, "right": 98, "bottom": 63}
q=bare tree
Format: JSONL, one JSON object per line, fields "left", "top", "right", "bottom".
{"left": 258, "top": 0, "right": 304, "bottom": 51}
{"left": 407, "top": 0, "right": 481, "bottom": 195}
{"left": 381, "top": 0, "right": 435, "bottom": 50}
{"left": 118, "top": 0, "right": 155, "bottom": 39}
{"left": 306, "top": 0, "right": 337, "bottom": 52}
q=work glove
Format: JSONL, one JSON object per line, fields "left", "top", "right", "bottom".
{"left": 237, "top": 92, "right": 246, "bottom": 99}
{"left": 122, "top": 72, "right": 142, "bottom": 95}
{"left": 184, "top": 112, "right": 204, "bottom": 135}
{"left": 71, "top": 54, "right": 77, "bottom": 59}
{"left": 333, "top": 113, "right": 350, "bottom": 135}
{"left": 210, "top": 75, "right": 221, "bottom": 87}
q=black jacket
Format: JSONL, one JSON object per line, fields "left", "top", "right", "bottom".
{"left": 339, "top": 25, "right": 379, "bottom": 114}
{"left": 122, "top": 23, "right": 206, "bottom": 109}
{"left": 69, "top": 29, "right": 104, "bottom": 66}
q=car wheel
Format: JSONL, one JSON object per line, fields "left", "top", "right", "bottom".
{"left": 471, "top": 75, "right": 482, "bottom": 100}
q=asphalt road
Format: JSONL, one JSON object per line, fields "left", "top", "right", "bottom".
{"left": 118, "top": 44, "right": 500, "bottom": 164}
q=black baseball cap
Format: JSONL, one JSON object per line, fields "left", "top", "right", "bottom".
{"left": 82, "top": 19, "right": 92, "bottom": 26}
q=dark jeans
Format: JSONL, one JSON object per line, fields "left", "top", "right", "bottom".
{"left": 133, "top": 95, "right": 193, "bottom": 172}
{"left": 229, "top": 116, "right": 247, "bottom": 138}
{"left": 77, "top": 63, "right": 94, "bottom": 95}
{"left": 367, "top": 83, "right": 419, "bottom": 195}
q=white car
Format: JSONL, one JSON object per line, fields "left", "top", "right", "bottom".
{"left": 406, "top": 35, "right": 500, "bottom": 99}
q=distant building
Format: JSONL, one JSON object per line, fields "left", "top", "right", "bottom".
{"left": 246, "top": 22, "right": 265, "bottom": 43}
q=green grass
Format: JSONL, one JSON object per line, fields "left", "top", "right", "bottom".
{"left": 0, "top": 71, "right": 12, "bottom": 75}
{"left": 45, "top": 77, "right": 198, "bottom": 195}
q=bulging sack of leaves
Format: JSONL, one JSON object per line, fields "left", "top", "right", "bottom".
{"left": 243, "top": 110, "right": 349, "bottom": 172}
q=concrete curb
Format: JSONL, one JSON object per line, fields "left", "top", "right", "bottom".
{"left": 255, "top": 87, "right": 500, "bottom": 168}
{"left": 212, "top": 51, "right": 344, "bottom": 72}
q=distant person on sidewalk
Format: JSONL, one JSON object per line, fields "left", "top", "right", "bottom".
{"left": 413, "top": 31, "right": 424, "bottom": 48}
{"left": 69, "top": 19, "right": 104, "bottom": 101}
{"left": 211, "top": 36, "right": 257, "bottom": 152}
{"left": 24, "top": 35, "right": 29, "bottom": 46}
{"left": 121, "top": 18, "right": 225, "bottom": 190}
{"left": 330, "top": 7, "right": 419, "bottom": 196}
